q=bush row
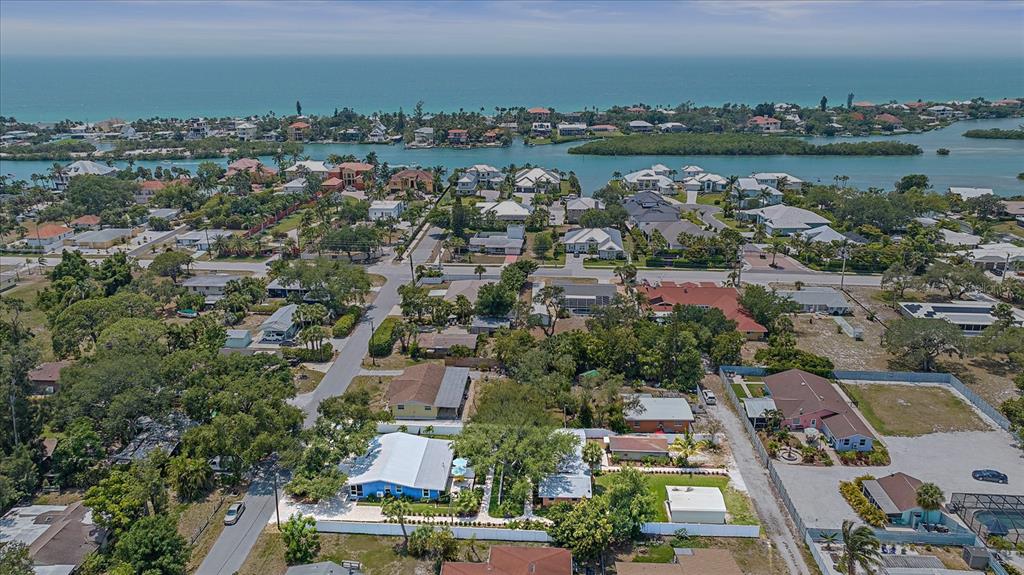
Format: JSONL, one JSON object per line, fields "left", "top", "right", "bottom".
{"left": 282, "top": 342, "right": 334, "bottom": 363}
{"left": 369, "top": 317, "right": 401, "bottom": 357}
{"left": 332, "top": 308, "right": 363, "bottom": 338}
{"left": 839, "top": 476, "right": 887, "bottom": 527}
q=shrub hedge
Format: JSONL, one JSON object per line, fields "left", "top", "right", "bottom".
{"left": 282, "top": 343, "right": 334, "bottom": 363}
{"left": 332, "top": 308, "right": 362, "bottom": 338}
{"left": 369, "top": 317, "right": 401, "bottom": 357}
{"left": 839, "top": 475, "right": 887, "bottom": 527}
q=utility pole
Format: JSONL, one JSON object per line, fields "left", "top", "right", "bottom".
{"left": 369, "top": 317, "right": 377, "bottom": 367}
{"left": 839, "top": 245, "right": 850, "bottom": 290}
{"left": 273, "top": 469, "right": 281, "bottom": 529}
{"left": 409, "top": 251, "right": 415, "bottom": 285}
{"left": 9, "top": 379, "right": 20, "bottom": 445}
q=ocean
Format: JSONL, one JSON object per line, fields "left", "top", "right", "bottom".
{"left": 2, "top": 55, "right": 1022, "bottom": 121}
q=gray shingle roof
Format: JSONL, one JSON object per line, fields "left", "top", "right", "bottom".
{"left": 624, "top": 396, "right": 694, "bottom": 421}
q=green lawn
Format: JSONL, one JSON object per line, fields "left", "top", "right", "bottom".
{"left": 356, "top": 499, "right": 455, "bottom": 516}
{"left": 3, "top": 278, "right": 55, "bottom": 361}
{"left": 595, "top": 473, "right": 759, "bottom": 525}
{"left": 696, "top": 193, "right": 725, "bottom": 206}
{"left": 270, "top": 212, "right": 304, "bottom": 234}
{"left": 747, "top": 383, "right": 766, "bottom": 398}
{"left": 633, "top": 544, "right": 676, "bottom": 563}
{"left": 731, "top": 383, "right": 750, "bottom": 399}
{"left": 841, "top": 383, "right": 988, "bottom": 436}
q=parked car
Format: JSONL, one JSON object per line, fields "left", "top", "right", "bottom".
{"left": 972, "top": 469, "right": 1008, "bottom": 484}
{"left": 702, "top": 389, "right": 717, "bottom": 405}
{"left": 224, "top": 501, "right": 245, "bottom": 525}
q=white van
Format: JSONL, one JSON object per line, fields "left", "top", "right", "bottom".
{"left": 702, "top": 389, "right": 717, "bottom": 405}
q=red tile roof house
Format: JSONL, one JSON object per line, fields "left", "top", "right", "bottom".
{"left": 762, "top": 369, "right": 876, "bottom": 452}
{"left": 388, "top": 169, "right": 435, "bottom": 195}
{"left": 69, "top": 214, "right": 101, "bottom": 230}
{"left": 329, "top": 162, "right": 375, "bottom": 190}
{"left": 135, "top": 179, "right": 166, "bottom": 204}
{"left": 288, "top": 121, "right": 311, "bottom": 141}
{"left": 874, "top": 113, "right": 904, "bottom": 127}
{"left": 527, "top": 107, "right": 552, "bottom": 119}
{"left": 448, "top": 129, "right": 469, "bottom": 144}
{"left": 747, "top": 115, "right": 782, "bottom": 132}
{"left": 442, "top": 546, "right": 571, "bottom": 575}
{"left": 25, "top": 224, "right": 74, "bottom": 249}
{"left": 637, "top": 281, "right": 768, "bottom": 340}
{"left": 226, "top": 158, "right": 278, "bottom": 182}
{"left": 608, "top": 435, "right": 670, "bottom": 461}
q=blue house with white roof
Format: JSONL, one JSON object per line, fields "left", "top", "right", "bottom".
{"left": 345, "top": 432, "right": 454, "bottom": 501}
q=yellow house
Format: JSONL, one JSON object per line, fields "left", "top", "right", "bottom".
{"left": 387, "top": 364, "right": 469, "bottom": 420}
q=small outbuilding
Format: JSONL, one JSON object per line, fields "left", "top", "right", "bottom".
{"left": 666, "top": 485, "right": 727, "bottom": 524}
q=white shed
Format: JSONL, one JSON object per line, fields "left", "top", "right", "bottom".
{"left": 666, "top": 485, "right": 727, "bottom": 524}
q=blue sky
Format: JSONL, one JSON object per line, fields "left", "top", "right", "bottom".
{"left": 1, "top": 0, "right": 1022, "bottom": 57}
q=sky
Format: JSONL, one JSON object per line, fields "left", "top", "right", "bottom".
{"left": 1, "top": 0, "right": 1022, "bottom": 58}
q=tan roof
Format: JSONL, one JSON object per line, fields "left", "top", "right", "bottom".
{"left": 337, "top": 162, "right": 374, "bottom": 172}
{"left": 1002, "top": 201, "right": 1024, "bottom": 216}
{"left": 608, "top": 435, "right": 669, "bottom": 453}
{"left": 876, "top": 472, "right": 924, "bottom": 512}
{"left": 443, "top": 546, "right": 571, "bottom": 575}
{"left": 70, "top": 215, "right": 101, "bottom": 226}
{"left": 388, "top": 363, "right": 447, "bottom": 405}
{"left": 417, "top": 330, "right": 478, "bottom": 350}
{"left": 615, "top": 549, "right": 742, "bottom": 575}
{"left": 28, "top": 360, "right": 71, "bottom": 383}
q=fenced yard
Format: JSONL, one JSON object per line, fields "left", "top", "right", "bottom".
{"left": 840, "top": 382, "right": 990, "bottom": 436}
{"left": 595, "top": 473, "right": 758, "bottom": 525}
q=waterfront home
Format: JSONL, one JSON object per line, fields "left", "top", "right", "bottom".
{"left": 260, "top": 304, "right": 300, "bottom": 342}
{"left": 448, "top": 129, "right": 469, "bottom": 144}
{"left": 413, "top": 127, "right": 434, "bottom": 145}
{"left": 898, "top": 301, "right": 1024, "bottom": 335}
{"left": 416, "top": 329, "right": 479, "bottom": 357}
{"left": 183, "top": 273, "right": 243, "bottom": 305}
{"left": 639, "top": 219, "right": 712, "bottom": 249}
{"left": 387, "top": 364, "right": 470, "bottom": 420}
{"left": 235, "top": 121, "right": 257, "bottom": 141}
{"left": 628, "top": 120, "right": 654, "bottom": 133}
{"left": 481, "top": 128, "right": 502, "bottom": 143}
{"left": 456, "top": 173, "right": 478, "bottom": 195}
{"left": 186, "top": 119, "right": 209, "bottom": 140}
{"left": 331, "top": 162, "right": 375, "bottom": 190}
{"left": 321, "top": 177, "right": 344, "bottom": 193}
{"left": 638, "top": 281, "right": 767, "bottom": 339}
{"left": 345, "top": 432, "right": 454, "bottom": 501}
{"left": 52, "top": 160, "right": 118, "bottom": 191}
{"left": 27, "top": 360, "right": 71, "bottom": 395}
{"left": 557, "top": 122, "right": 587, "bottom": 137}
{"left": 537, "top": 429, "right": 591, "bottom": 506}
{"left": 69, "top": 214, "right": 101, "bottom": 230}
{"left": 624, "top": 395, "right": 694, "bottom": 433}
{"left": 590, "top": 124, "right": 619, "bottom": 133}
{"left": 69, "top": 227, "right": 135, "bottom": 249}
{"left": 778, "top": 287, "right": 852, "bottom": 315}
{"left": 24, "top": 224, "right": 73, "bottom": 249}
{"left": 368, "top": 200, "right": 405, "bottom": 221}
{"left": 682, "top": 172, "right": 728, "bottom": 194}
{"left": 608, "top": 435, "right": 670, "bottom": 461}
{"left": 948, "top": 186, "right": 994, "bottom": 201}
{"left": 747, "top": 115, "right": 782, "bottom": 132}
{"left": 531, "top": 122, "right": 552, "bottom": 136}
{"left": 175, "top": 228, "right": 234, "bottom": 251}
{"left": 623, "top": 167, "right": 675, "bottom": 194}
{"left": 968, "top": 242, "right": 1024, "bottom": 271}
{"left": 478, "top": 200, "right": 531, "bottom": 222}
{"left": 288, "top": 121, "right": 311, "bottom": 141}
{"left": 283, "top": 177, "right": 307, "bottom": 195}
{"left": 561, "top": 227, "right": 625, "bottom": 259}
{"left": 731, "top": 177, "right": 783, "bottom": 208}
{"left": 681, "top": 165, "right": 705, "bottom": 178}
{"left": 739, "top": 204, "right": 829, "bottom": 235}
{"left": 926, "top": 105, "right": 956, "bottom": 119}
{"left": 226, "top": 158, "right": 277, "bottom": 181}
{"left": 442, "top": 547, "right": 572, "bottom": 575}
{"left": 762, "top": 369, "right": 875, "bottom": 452}
{"left": 514, "top": 167, "right": 561, "bottom": 194}
{"left": 366, "top": 119, "right": 389, "bottom": 143}
{"left": 469, "top": 224, "right": 525, "bottom": 255}
{"left": 466, "top": 164, "right": 503, "bottom": 183}
{"left": 134, "top": 179, "right": 166, "bottom": 204}
{"left": 751, "top": 172, "right": 803, "bottom": 192}
{"left": 565, "top": 197, "right": 604, "bottom": 223}
{"left": 528, "top": 107, "right": 552, "bottom": 119}
{"left": 658, "top": 122, "right": 687, "bottom": 132}
{"left": 623, "top": 191, "right": 683, "bottom": 224}
{"left": 388, "top": 169, "right": 434, "bottom": 195}
{"left": 284, "top": 160, "right": 330, "bottom": 179}
{"left": 861, "top": 472, "right": 942, "bottom": 528}
{"left": 873, "top": 113, "right": 903, "bottom": 127}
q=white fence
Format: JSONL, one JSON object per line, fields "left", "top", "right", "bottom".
{"left": 376, "top": 422, "right": 464, "bottom": 435}
{"left": 641, "top": 522, "right": 760, "bottom": 538}
{"left": 316, "top": 520, "right": 553, "bottom": 542}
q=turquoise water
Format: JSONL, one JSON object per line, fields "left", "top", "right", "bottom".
{"left": 2, "top": 55, "right": 1022, "bottom": 121}
{"left": 3, "top": 118, "right": 1023, "bottom": 196}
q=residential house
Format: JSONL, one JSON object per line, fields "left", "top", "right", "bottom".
{"left": 637, "top": 281, "right": 768, "bottom": 339}
{"left": 564, "top": 197, "right": 604, "bottom": 224}
{"left": 561, "top": 227, "right": 625, "bottom": 259}
{"left": 537, "top": 429, "right": 591, "bottom": 506}
{"left": 739, "top": 204, "right": 830, "bottom": 235}
{"left": 69, "top": 227, "right": 135, "bottom": 249}
{"left": 778, "top": 287, "right": 852, "bottom": 315}
{"left": 52, "top": 160, "right": 118, "bottom": 191}
{"left": 897, "top": 301, "right": 1024, "bottom": 335}
{"left": 416, "top": 330, "right": 479, "bottom": 357}
{"left": 345, "top": 432, "right": 454, "bottom": 501}
{"left": 366, "top": 119, "right": 389, "bottom": 143}
{"left": 968, "top": 242, "right": 1024, "bottom": 271}
{"left": 680, "top": 165, "right": 705, "bottom": 178}
{"left": 224, "top": 329, "right": 252, "bottom": 349}
{"left": 175, "top": 229, "right": 234, "bottom": 251}
{"left": 514, "top": 167, "right": 561, "bottom": 194}
{"left": 549, "top": 280, "right": 618, "bottom": 314}
{"left": 413, "top": 127, "right": 435, "bottom": 145}
{"left": 628, "top": 120, "right": 654, "bottom": 133}
{"left": 69, "top": 214, "right": 101, "bottom": 230}
{"left": 283, "top": 177, "right": 307, "bottom": 195}
{"left": 226, "top": 158, "right": 277, "bottom": 182}
{"left": 608, "top": 435, "right": 670, "bottom": 461}
{"left": 531, "top": 122, "right": 552, "bottom": 136}
{"left": 135, "top": 179, "right": 165, "bottom": 204}
{"left": 731, "top": 178, "right": 783, "bottom": 208}
{"left": 939, "top": 228, "right": 982, "bottom": 248}
{"left": 528, "top": 107, "right": 552, "bottom": 119}
{"left": 148, "top": 207, "right": 180, "bottom": 222}
{"left": 25, "top": 224, "right": 73, "bottom": 248}
{"left": 681, "top": 172, "right": 728, "bottom": 194}
{"left": 658, "top": 122, "right": 687, "bottom": 133}
{"left": 388, "top": 169, "right": 435, "bottom": 195}
{"left": 615, "top": 550, "right": 743, "bottom": 575}
{"left": 624, "top": 395, "right": 694, "bottom": 433}
{"left": 861, "top": 472, "right": 942, "bottom": 528}
{"left": 742, "top": 397, "right": 778, "bottom": 430}
{"left": 284, "top": 160, "right": 330, "bottom": 180}
{"left": 111, "top": 413, "right": 195, "bottom": 464}
{"left": 797, "top": 225, "right": 865, "bottom": 245}
{"left": 0, "top": 503, "right": 103, "bottom": 573}
{"left": 183, "top": 273, "right": 243, "bottom": 304}
{"left": 927, "top": 105, "right": 956, "bottom": 119}
{"left": 623, "top": 168, "right": 675, "bottom": 194}
{"left": 948, "top": 187, "right": 994, "bottom": 201}
{"left": 260, "top": 304, "right": 300, "bottom": 342}
{"left": 332, "top": 162, "right": 375, "bottom": 190}
{"left": 442, "top": 547, "right": 571, "bottom": 575}
{"left": 448, "top": 129, "right": 469, "bottom": 144}
{"left": 187, "top": 119, "right": 209, "bottom": 140}
{"left": 386, "top": 364, "right": 470, "bottom": 420}
{"left": 557, "top": 122, "right": 587, "bottom": 137}
{"left": 235, "top": 122, "right": 257, "bottom": 141}
{"left": 482, "top": 128, "right": 502, "bottom": 143}
{"left": 874, "top": 113, "right": 903, "bottom": 128}
{"left": 590, "top": 124, "right": 619, "bottom": 133}
{"left": 267, "top": 277, "right": 311, "bottom": 300}
{"left": 442, "top": 279, "right": 488, "bottom": 303}
{"left": 27, "top": 360, "right": 71, "bottom": 395}
{"left": 478, "top": 200, "right": 531, "bottom": 222}
{"left": 747, "top": 116, "right": 782, "bottom": 132}
{"left": 751, "top": 172, "right": 803, "bottom": 192}
{"left": 623, "top": 191, "right": 683, "bottom": 224}
{"left": 321, "top": 177, "right": 345, "bottom": 193}
{"left": 469, "top": 224, "right": 525, "bottom": 255}
{"left": 638, "top": 219, "right": 712, "bottom": 250}
{"left": 288, "top": 121, "right": 311, "bottom": 141}
{"left": 368, "top": 200, "right": 405, "bottom": 221}
{"left": 762, "top": 369, "right": 876, "bottom": 452}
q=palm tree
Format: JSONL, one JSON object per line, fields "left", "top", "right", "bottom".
{"left": 821, "top": 531, "right": 840, "bottom": 551}
{"left": 474, "top": 265, "right": 486, "bottom": 280}
{"left": 768, "top": 237, "right": 787, "bottom": 267}
{"left": 840, "top": 520, "right": 881, "bottom": 575}
{"left": 914, "top": 483, "right": 944, "bottom": 530}
{"left": 382, "top": 497, "right": 411, "bottom": 548}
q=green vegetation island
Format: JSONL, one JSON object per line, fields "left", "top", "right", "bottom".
{"left": 962, "top": 128, "right": 1024, "bottom": 140}
{"left": 567, "top": 133, "right": 922, "bottom": 156}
